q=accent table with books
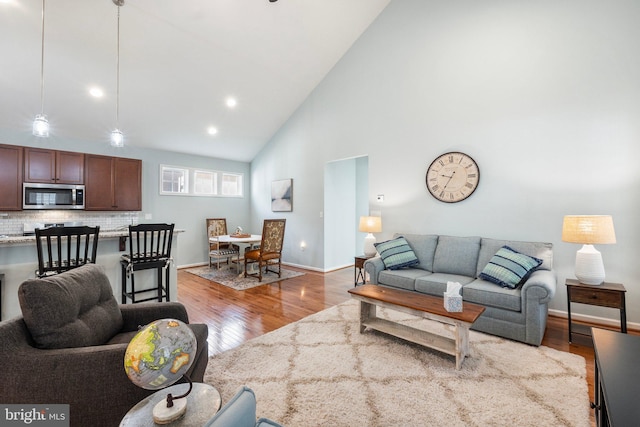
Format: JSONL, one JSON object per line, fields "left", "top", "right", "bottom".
{"left": 348, "top": 284, "right": 485, "bottom": 370}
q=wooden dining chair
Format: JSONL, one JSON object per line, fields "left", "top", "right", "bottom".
{"left": 35, "top": 226, "right": 100, "bottom": 278}
{"left": 244, "top": 219, "right": 286, "bottom": 281}
{"left": 207, "top": 218, "right": 239, "bottom": 269}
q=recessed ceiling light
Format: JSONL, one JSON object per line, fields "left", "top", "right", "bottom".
{"left": 207, "top": 126, "right": 218, "bottom": 136}
{"left": 226, "top": 97, "right": 237, "bottom": 108}
{"left": 89, "top": 87, "right": 104, "bottom": 98}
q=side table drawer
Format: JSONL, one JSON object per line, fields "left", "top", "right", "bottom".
{"left": 570, "top": 287, "right": 623, "bottom": 308}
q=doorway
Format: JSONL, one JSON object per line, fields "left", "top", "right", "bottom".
{"left": 324, "top": 155, "right": 369, "bottom": 271}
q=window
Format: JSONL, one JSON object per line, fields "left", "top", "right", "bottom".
{"left": 161, "top": 166, "right": 188, "bottom": 194}
{"left": 160, "top": 165, "right": 243, "bottom": 197}
{"left": 221, "top": 173, "right": 243, "bottom": 196}
{"left": 194, "top": 170, "right": 216, "bottom": 195}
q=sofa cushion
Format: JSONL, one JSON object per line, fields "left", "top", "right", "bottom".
{"left": 415, "top": 273, "right": 475, "bottom": 297}
{"left": 395, "top": 233, "right": 438, "bottom": 271}
{"left": 477, "top": 238, "right": 553, "bottom": 277}
{"left": 463, "top": 279, "right": 522, "bottom": 312}
{"left": 479, "top": 246, "right": 543, "bottom": 289}
{"left": 378, "top": 269, "right": 430, "bottom": 291}
{"left": 18, "top": 264, "right": 123, "bottom": 349}
{"left": 375, "top": 236, "right": 420, "bottom": 270}
{"left": 432, "top": 235, "right": 481, "bottom": 277}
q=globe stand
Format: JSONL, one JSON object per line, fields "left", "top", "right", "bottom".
{"left": 152, "top": 375, "right": 193, "bottom": 425}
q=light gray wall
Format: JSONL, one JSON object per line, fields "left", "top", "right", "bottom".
{"left": 251, "top": 0, "right": 640, "bottom": 323}
{"left": 0, "top": 130, "right": 251, "bottom": 267}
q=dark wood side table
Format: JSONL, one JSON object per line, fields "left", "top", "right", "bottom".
{"left": 566, "top": 279, "right": 626, "bottom": 343}
{"left": 592, "top": 328, "right": 640, "bottom": 427}
{"left": 354, "top": 255, "right": 373, "bottom": 286}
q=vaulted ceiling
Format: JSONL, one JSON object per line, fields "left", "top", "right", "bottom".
{"left": 0, "top": 0, "right": 390, "bottom": 161}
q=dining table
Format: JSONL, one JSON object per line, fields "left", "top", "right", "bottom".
{"left": 209, "top": 234, "right": 262, "bottom": 274}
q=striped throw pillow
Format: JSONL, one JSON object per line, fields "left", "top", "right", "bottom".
{"left": 479, "top": 246, "right": 543, "bottom": 289}
{"left": 374, "top": 236, "right": 419, "bottom": 270}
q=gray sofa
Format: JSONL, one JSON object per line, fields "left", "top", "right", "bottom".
{"left": 364, "top": 234, "right": 556, "bottom": 346}
{"left": 0, "top": 264, "right": 209, "bottom": 427}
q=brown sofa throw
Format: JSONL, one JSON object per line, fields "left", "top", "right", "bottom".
{"left": 18, "top": 264, "right": 124, "bottom": 349}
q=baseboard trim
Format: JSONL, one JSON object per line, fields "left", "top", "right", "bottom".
{"left": 548, "top": 308, "right": 639, "bottom": 333}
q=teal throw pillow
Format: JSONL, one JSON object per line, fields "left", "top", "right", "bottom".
{"left": 374, "top": 236, "right": 419, "bottom": 270}
{"left": 479, "top": 245, "right": 543, "bottom": 289}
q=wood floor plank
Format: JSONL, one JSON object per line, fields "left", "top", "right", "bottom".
{"left": 178, "top": 265, "right": 635, "bottom": 426}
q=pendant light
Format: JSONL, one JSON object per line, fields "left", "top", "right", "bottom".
{"left": 32, "top": 0, "right": 49, "bottom": 137}
{"left": 110, "top": 0, "right": 124, "bottom": 147}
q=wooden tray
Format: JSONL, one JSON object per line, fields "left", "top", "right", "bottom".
{"left": 230, "top": 233, "right": 251, "bottom": 238}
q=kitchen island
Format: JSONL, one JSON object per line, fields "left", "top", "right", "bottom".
{"left": 0, "top": 229, "right": 182, "bottom": 320}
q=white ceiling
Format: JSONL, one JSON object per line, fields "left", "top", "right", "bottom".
{"left": 0, "top": 0, "right": 389, "bottom": 162}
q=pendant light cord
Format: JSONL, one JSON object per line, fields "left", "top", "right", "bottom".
{"left": 115, "top": 5, "right": 120, "bottom": 127}
{"left": 39, "top": 0, "right": 46, "bottom": 115}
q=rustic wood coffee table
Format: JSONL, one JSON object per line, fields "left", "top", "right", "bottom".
{"left": 348, "top": 284, "right": 485, "bottom": 369}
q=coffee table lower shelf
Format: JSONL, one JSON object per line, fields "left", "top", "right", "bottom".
{"left": 349, "top": 285, "right": 485, "bottom": 370}
{"left": 362, "top": 317, "right": 457, "bottom": 357}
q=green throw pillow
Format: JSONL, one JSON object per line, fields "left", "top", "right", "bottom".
{"left": 479, "top": 245, "right": 542, "bottom": 289}
{"left": 374, "top": 236, "right": 419, "bottom": 270}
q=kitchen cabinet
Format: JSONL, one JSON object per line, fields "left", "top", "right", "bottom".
{"left": 0, "top": 144, "right": 23, "bottom": 210}
{"left": 85, "top": 154, "right": 141, "bottom": 211}
{"left": 24, "top": 147, "right": 84, "bottom": 184}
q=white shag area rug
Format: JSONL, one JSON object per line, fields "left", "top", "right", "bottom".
{"left": 204, "top": 299, "right": 590, "bottom": 427}
{"left": 185, "top": 265, "right": 304, "bottom": 290}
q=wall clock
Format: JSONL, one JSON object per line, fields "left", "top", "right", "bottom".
{"left": 425, "top": 152, "right": 480, "bottom": 203}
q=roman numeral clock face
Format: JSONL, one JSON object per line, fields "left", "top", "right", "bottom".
{"left": 426, "top": 152, "right": 480, "bottom": 203}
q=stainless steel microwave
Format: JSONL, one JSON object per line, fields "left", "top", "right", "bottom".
{"left": 23, "top": 183, "right": 85, "bottom": 210}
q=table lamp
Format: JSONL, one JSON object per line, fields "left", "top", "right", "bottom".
{"left": 124, "top": 318, "right": 197, "bottom": 424}
{"left": 561, "top": 215, "right": 616, "bottom": 285}
{"left": 359, "top": 216, "right": 382, "bottom": 257}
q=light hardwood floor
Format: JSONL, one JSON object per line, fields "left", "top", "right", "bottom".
{"left": 177, "top": 265, "right": 629, "bottom": 426}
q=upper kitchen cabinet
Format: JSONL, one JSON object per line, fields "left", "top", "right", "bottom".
{"left": 24, "top": 148, "right": 84, "bottom": 184}
{"left": 0, "top": 144, "right": 24, "bottom": 210}
{"left": 85, "top": 154, "right": 141, "bottom": 211}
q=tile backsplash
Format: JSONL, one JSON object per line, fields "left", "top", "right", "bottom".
{"left": 0, "top": 211, "right": 140, "bottom": 236}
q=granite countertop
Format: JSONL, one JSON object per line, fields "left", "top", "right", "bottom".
{"left": 0, "top": 229, "right": 184, "bottom": 246}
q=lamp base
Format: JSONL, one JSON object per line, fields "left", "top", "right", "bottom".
{"left": 363, "top": 233, "right": 377, "bottom": 257}
{"left": 574, "top": 244, "right": 605, "bottom": 285}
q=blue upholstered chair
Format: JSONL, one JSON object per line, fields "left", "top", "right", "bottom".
{"left": 204, "top": 386, "right": 282, "bottom": 427}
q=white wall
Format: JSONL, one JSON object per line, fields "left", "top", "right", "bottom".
{"left": 251, "top": 0, "right": 640, "bottom": 323}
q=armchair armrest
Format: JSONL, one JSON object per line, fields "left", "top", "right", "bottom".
{"left": 119, "top": 302, "right": 189, "bottom": 332}
{"left": 363, "top": 257, "right": 384, "bottom": 285}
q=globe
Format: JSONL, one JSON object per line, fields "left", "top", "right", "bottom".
{"left": 124, "top": 318, "right": 197, "bottom": 391}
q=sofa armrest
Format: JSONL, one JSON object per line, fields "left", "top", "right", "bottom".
{"left": 119, "top": 302, "right": 189, "bottom": 332}
{"left": 521, "top": 269, "right": 556, "bottom": 304}
{"left": 364, "top": 257, "right": 384, "bottom": 284}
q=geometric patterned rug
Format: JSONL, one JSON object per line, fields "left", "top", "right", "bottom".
{"left": 184, "top": 265, "right": 304, "bottom": 291}
{"left": 204, "top": 299, "right": 590, "bottom": 426}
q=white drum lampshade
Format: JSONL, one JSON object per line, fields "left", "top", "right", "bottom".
{"left": 562, "top": 215, "right": 616, "bottom": 285}
{"left": 359, "top": 216, "right": 382, "bottom": 257}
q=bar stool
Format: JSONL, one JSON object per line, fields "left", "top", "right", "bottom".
{"left": 121, "top": 223, "right": 174, "bottom": 304}
{"left": 35, "top": 226, "right": 100, "bottom": 278}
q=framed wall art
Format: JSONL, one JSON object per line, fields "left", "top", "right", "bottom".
{"left": 271, "top": 179, "right": 292, "bottom": 212}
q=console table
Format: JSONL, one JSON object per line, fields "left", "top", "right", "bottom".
{"left": 566, "top": 279, "right": 626, "bottom": 343}
{"left": 592, "top": 328, "right": 640, "bottom": 426}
